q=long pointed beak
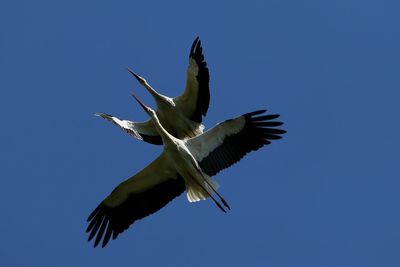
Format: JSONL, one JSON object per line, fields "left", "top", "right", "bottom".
{"left": 131, "top": 93, "right": 148, "bottom": 111}
{"left": 126, "top": 68, "right": 143, "bottom": 83}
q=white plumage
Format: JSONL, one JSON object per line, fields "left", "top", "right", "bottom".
{"left": 95, "top": 37, "right": 210, "bottom": 145}
{"left": 87, "top": 94, "right": 286, "bottom": 248}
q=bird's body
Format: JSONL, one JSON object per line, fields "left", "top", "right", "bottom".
{"left": 143, "top": 106, "right": 218, "bottom": 202}
{"left": 155, "top": 100, "right": 204, "bottom": 139}
{"left": 95, "top": 37, "right": 209, "bottom": 145}
{"left": 87, "top": 95, "right": 286, "bottom": 247}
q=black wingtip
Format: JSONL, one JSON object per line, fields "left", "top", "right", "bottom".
{"left": 190, "top": 37, "right": 201, "bottom": 57}
{"left": 245, "top": 109, "right": 267, "bottom": 117}
{"left": 197, "top": 108, "right": 286, "bottom": 178}
{"left": 87, "top": 206, "right": 100, "bottom": 222}
{"left": 187, "top": 36, "right": 210, "bottom": 123}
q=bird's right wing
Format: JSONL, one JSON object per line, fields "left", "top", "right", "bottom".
{"left": 86, "top": 154, "right": 185, "bottom": 248}
{"left": 186, "top": 110, "right": 286, "bottom": 177}
{"left": 95, "top": 112, "right": 163, "bottom": 145}
{"left": 174, "top": 37, "right": 210, "bottom": 123}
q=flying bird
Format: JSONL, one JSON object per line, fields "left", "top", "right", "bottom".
{"left": 86, "top": 95, "right": 286, "bottom": 247}
{"left": 95, "top": 37, "right": 210, "bottom": 145}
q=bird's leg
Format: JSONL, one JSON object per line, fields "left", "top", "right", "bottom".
{"left": 193, "top": 167, "right": 231, "bottom": 210}
{"left": 210, "top": 195, "right": 227, "bottom": 213}
{"left": 199, "top": 174, "right": 231, "bottom": 210}
{"left": 189, "top": 174, "right": 226, "bottom": 213}
{"left": 216, "top": 194, "right": 231, "bottom": 210}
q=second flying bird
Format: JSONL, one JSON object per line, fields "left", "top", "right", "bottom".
{"left": 95, "top": 37, "right": 210, "bottom": 144}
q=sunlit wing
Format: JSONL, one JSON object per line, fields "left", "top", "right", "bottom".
{"left": 95, "top": 112, "right": 163, "bottom": 145}
{"left": 174, "top": 37, "right": 210, "bottom": 123}
{"left": 86, "top": 154, "right": 185, "bottom": 247}
{"left": 186, "top": 110, "right": 286, "bottom": 176}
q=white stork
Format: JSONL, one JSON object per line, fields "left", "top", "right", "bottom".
{"left": 95, "top": 37, "right": 210, "bottom": 145}
{"left": 86, "top": 95, "right": 286, "bottom": 247}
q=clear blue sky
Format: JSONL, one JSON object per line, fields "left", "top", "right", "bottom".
{"left": 1, "top": 0, "right": 400, "bottom": 266}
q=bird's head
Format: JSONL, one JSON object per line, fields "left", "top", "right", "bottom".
{"left": 127, "top": 68, "right": 147, "bottom": 86}
{"left": 131, "top": 93, "right": 156, "bottom": 117}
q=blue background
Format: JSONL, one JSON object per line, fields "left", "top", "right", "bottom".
{"left": 1, "top": 0, "right": 400, "bottom": 266}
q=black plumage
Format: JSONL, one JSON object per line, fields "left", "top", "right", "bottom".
{"left": 86, "top": 176, "right": 185, "bottom": 248}
{"left": 198, "top": 110, "right": 286, "bottom": 177}
{"left": 188, "top": 37, "right": 210, "bottom": 123}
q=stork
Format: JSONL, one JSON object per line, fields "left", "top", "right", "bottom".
{"left": 86, "top": 95, "right": 286, "bottom": 248}
{"left": 95, "top": 37, "right": 210, "bottom": 145}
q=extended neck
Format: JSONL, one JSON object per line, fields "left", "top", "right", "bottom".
{"left": 141, "top": 81, "right": 165, "bottom": 103}
{"left": 127, "top": 69, "right": 166, "bottom": 104}
{"left": 149, "top": 112, "right": 176, "bottom": 145}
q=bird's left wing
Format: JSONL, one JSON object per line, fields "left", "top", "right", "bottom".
{"left": 86, "top": 154, "right": 185, "bottom": 248}
{"left": 186, "top": 110, "right": 286, "bottom": 177}
{"left": 95, "top": 112, "right": 163, "bottom": 145}
{"left": 174, "top": 37, "right": 210, "bottom": 123}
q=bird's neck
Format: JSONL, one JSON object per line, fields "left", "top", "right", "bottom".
{"left": 150, "top": 113, "right": 176, "bottom": 145}
{"left": 143, "top": 82, "right": 165, "bottom": 103}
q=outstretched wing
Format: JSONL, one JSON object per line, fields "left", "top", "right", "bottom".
{"left": 86, "top": 154, "right": 185, "bottom": 248}
{"left": 186, "top": 110, "right": 286, "bottom": 176}
{"left": 174, "top": 37, "right": 210, "bottom": 123}
{"left": 95, "top": 112, "right": 163, "bottom": 145}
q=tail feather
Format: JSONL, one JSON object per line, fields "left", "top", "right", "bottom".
{"left": 186, "top": 175, "right": 219, "bottom": 202}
